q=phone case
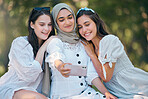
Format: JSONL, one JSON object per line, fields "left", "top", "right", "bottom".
{"left": 64, "top": 64, "right": 87, "bottom": 76}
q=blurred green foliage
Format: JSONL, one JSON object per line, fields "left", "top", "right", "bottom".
{"left": 0, "top": 0, "right": 148, "bottom": 77}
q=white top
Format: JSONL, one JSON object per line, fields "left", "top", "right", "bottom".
{"left": 99, "top": 35, "right": 148, "bottom": 98}
{"left": 45, "top": 38, "right": 98, "bottom": 98}
{"left": 0, "top": 36, "right": 43, "bottom": 99}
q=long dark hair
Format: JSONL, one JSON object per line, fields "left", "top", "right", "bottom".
{"left": 76, "top": 10, "right": 109, "bottom": 40}
{"left": 28, "top": 7, "right": 55, "bottom": 58}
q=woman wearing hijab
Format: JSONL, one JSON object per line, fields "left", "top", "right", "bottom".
{"left": 45, "top": 3, "right": 117, "bottom": 99}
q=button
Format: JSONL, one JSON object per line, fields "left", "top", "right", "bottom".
{"left": 103, "top": 95, "right": 106, "bottom": 98}
{"left": 80, "top": 83, "right": 83, "bottom": 86}
{"left": 96, "top": 92, "right": 99, "bottom": 95}
{"left": 79, "top": 76, "right": 81, "bottom": 78}
{"left": 76, "top": 54, "right": 79, "bottom": 57}
{"left": 88, "top": 92, "right": 91, "bottom": 94}
{"left": 78, "top": 61, "right": 81, "bottom": 64}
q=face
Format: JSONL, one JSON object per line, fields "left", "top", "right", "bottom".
{"left": 31, "top": 14, "right": 52, "bottom": 43}
{"left": 77, "top": 15, "right": 97, "bottom": 41}
{"left": 56, "top": 9, "right": 75, "bottom": 32}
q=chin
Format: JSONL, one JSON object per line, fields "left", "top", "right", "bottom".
{"left": 43, "top": 37, "right": 48, "bottom": 40}
{"left": 86, "top": 38, "right": 91, "bottom": 41}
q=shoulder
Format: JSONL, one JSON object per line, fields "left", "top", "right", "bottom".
{"left": 12, "top": 36, "right": 28, "bottom": 44}
{"left": 100, "top": 34, "right": 120, "bottom": 45}
{"left": 11, "top": 36, "right": 31, "bottom": 50}
{"left": 101, "top": 34, "right": 118, "bottom": 41}
{"left": 49, "top": 36, "right": 63, "bottom": 44}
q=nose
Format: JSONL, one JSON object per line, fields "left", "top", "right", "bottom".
{"left": 82, "top": 26, "right": 87, "bottom": 33}
{"left": 65, "top": 19, "right": 70, "bottom": 24}
{"left": 43, "top": 25, "right": 51, "bottom": 33}
{"left": 44, "top": 25, "right": 50, "bottom": 31}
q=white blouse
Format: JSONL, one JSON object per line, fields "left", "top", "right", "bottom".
{"left": 0, "top": 36, "right": 43, "bottom": 99}
{"left": 45, "top": 38, "right": 98, "bottom": 98}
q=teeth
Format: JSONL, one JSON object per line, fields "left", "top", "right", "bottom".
{"left": 85, "top": 33, "right": 90, "bottom": 36}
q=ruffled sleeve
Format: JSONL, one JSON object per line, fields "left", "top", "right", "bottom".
{"left": 99, "top": 35, "right": 124, "bottom": 79}
{"left": 45, "top": 38, "right": 65, "bottom": 68}
{"left": 8, "top": 37, "right": 42, "bottom": 82}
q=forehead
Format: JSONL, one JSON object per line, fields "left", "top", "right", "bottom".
{"left": 77, "top": 15, "right": 91, "bottom": 24}
{"left": 36, "top": 14, "right": 51, "bottom": 22}
{"left": 57, "top": 9, "right": 72, "bottom": 18}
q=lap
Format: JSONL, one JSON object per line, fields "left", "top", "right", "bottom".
{"left": 13, "top": 89, "right": 47, "bottom": 99}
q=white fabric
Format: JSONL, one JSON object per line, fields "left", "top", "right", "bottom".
{"left": 0, "top": 36, "right": 43, "bottom": 99}
{"left": 45, "top": 38, "right": 103, "bottom": 98}
{"left": 98, "top": 35, "right": 148, "bottom": 98}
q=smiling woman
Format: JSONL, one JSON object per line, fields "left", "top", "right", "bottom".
{"left": 0, "top": 7, "right": 55, "bottom": 99}
{"left": 45, "top": 3, "right": 117, "bottom": 99}
{"left": 56, "top": 8, "right": 75, "bottom": 33}
{"left": 76, "top": 7, "right": 148, "bottom": 99}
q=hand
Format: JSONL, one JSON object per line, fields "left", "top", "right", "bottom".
{"left": 57, "top": 63, "right": 71, "bottom": 78}
{"left": 81, "top": 40, "right": 96, "bottom": 57}
{"left": 105, "top": 92, "right": 118, "bottom": 99}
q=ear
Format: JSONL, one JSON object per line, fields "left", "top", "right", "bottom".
{"left": 30, "top": 21, "right": 34, "bottom": 29}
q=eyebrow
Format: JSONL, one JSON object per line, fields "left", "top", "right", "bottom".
{"left": 58, "top": 14, "right": 73, "bottom": 20}
{"left": 84, "top": 21, "right": 89, "bottom": 24}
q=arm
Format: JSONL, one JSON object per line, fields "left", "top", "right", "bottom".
{"left": 92, "top": 77, "right": 117, "bottom": 99}
{"left": 81, "top": 40, "right": 115, "bottom": 82}
{"left": 54, "top": 60, "right": 71, "bottom": 77}
{"left": 89, "top": 54, "right": 115, "bottom": 82}
{"left": 35, "top": 36, "right": 56, "bottom": 65}
{"left": 8, "top": 37, "right": 44, "bottom": 82}
{"left": 81, "top": 35, "right": 124, "bottom": 82}
{"left": 45, "top": 38, "right": 71, "bottom": 77}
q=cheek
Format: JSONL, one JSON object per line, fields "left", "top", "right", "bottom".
{"left": 79, "top": 29, "right": 83, "bottom": 36}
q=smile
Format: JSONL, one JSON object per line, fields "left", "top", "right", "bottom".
{"left": 65, "top": 25, "right": 72, "bottom": 28}
{"left": 84, "top": 32, "right": 91, "bottom": 37}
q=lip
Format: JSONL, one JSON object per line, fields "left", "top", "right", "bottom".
{"left": 64, "top": 25, "right": 72, "bottom": 28}
{"left": 41, "top": 32, "right": 49, "bottom": 35}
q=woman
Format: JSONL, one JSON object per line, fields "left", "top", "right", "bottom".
{"left": 76, "top": 7, "right": 148, "bottom": 98}
{"left": 0, "top": 7, "right": 55, "bottom": 99}
{"left": 45, "top": 3, "right": 116, "bottom": 99}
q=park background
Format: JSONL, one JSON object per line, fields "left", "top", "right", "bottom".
{"left": 0, "top": 0, "right": 148, "bottom": 77}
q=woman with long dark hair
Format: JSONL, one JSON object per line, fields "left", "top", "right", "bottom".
{"left": 0, "top": 7, "right": 55, "bottom": 99}
{"left": 76, "top": 7, "right": 148, "bottom": 99}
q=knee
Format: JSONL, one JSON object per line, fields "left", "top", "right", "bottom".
{"left": 13, "top": 89, "right": 45, "bottom": 99}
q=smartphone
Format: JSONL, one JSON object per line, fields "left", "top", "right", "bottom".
{"left": 64, "top": 64, "right": 87, "bottom": 76}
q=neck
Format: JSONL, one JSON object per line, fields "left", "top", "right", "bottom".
{"left": 38, "top": 39, "right": 42, "bottom": 47}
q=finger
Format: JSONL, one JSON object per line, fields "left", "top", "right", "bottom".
{"left": 63, "top": 74, "right": 69, "bottom": 78}
{"left": 61, "top": 70, "right": 71, "bottom": 77}
{"left": 61, "top": 68, "right": 71, "bottom": 72}
{"left": 62, "top": 70, "right": 71, "bottom": 75}
{"left": 66, "top": 63, "right": 72, "bottom": 65}
{"left": 60, "top": 63, "right": 66, "bottom": 68}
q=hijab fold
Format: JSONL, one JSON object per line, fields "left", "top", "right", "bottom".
{"left": 52, "top": 3, "right": 79, "bottom": 44}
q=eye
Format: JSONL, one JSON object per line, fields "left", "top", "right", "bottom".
{"left": 39, "top": 23, "right": 44, "bottom": 26}
{"left": 48, "top": 23, "right": 52, "bottom": 26}
{"left": 68, "top": 16, "right": 72, "bottom": 19}
{"left": 85, "top": 23, "right": 90, "bottom": 26}
{"left": 59, "top": 19, "right": 64, "bottom": 22}
{"left": 78, "top": 25, "right": 82, "bottom": 29}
